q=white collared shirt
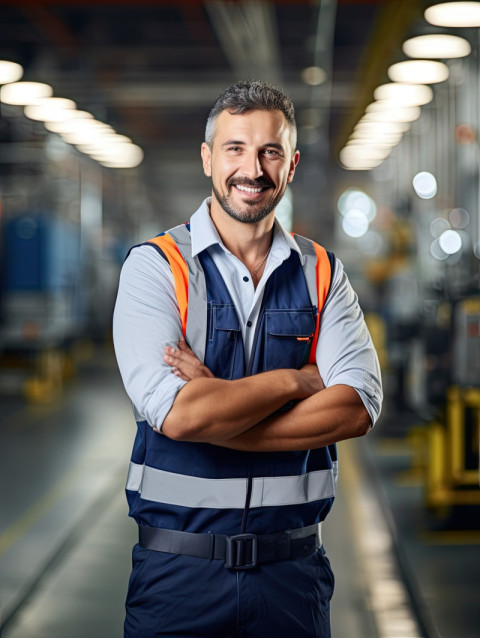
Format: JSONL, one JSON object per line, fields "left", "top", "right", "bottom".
{"left": 113, "top": 198, "right": 382, "bottom": 431}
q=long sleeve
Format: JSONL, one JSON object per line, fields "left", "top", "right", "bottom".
{"left": 316, "top": 257, "right": 383, "bottom": 425}
{"left": 113, "top": 245, "right": 187, "bottom": 430}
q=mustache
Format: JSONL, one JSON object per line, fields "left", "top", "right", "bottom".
{"left": 227, "top": 177, "right": 273, "bottom": 188}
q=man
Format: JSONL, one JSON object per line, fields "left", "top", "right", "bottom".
{"left": 113, "top": 80, "right": 382, "bottom": 638}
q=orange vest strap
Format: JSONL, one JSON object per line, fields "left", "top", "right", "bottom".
{"left": 147, "top": 234, "right": 189, "bottom": 337}
{"left": 309, "top": 242, "right": 332, "bottom": 364}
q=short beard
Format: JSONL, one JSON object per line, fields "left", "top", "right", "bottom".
{"left": 212, "top": 179, "right": 284, "bottom": 224}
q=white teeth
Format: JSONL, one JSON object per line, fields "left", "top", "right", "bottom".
{"left": 235, "top": 184, "right": 263, "bottom": 193}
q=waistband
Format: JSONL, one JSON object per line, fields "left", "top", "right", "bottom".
{"left": 138, "top": 522, "right": 323, "bottom": 570}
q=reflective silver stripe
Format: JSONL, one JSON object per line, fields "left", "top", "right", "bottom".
{"left": 126, "top": 461, "right": 145, "bottom": 492}
{"left": 126, "top": 462, "right": 338, "bottom": 509}
{"left": 250, "top": 468, "right": 336, "bottom": 507}
{"left": 168, "top": 225, "right": 208, "bottom": 362}
{"left": 294, "top": 235, "right": 318, "bottom": 309}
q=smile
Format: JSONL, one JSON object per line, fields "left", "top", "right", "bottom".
{"left": 234, "top": 184, "right": 265, "bottom": 194}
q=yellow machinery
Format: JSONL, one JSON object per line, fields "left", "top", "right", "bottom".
{"left": 403, "top": 296, "right": 480, "bottom": 517}
{"left": 424, "top": 294, "right": 480, "bottom": 513}
{"left": 425, "top": 386, "right": 480, "bottom": 511}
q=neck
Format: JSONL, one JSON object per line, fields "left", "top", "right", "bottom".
{"left": 208, "top": 196, "right": 274, "bottom": 264}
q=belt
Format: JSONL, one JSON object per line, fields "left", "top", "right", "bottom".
{"left": 138, "top": 522, "right": 322, "bottom": 570}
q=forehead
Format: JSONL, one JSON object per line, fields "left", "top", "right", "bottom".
{"left": 213, "top": 109, "right": 293, "bottom": 148}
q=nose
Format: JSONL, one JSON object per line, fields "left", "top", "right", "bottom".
{"left": 241, "top": 150, "right": 263, "bottom": 180}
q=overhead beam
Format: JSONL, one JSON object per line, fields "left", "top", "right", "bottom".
{"left": 205, "top": 0, "right": 282, "bottom": 84}
{"left": 335, "top": 0, "right": 423, "bottom": 153}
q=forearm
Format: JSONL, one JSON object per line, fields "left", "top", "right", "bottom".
{"left": 215, "top": 384, "right": 371, "bottom": 452}
{"left": 162, "top": 368, "right": 314, "bottom": 442}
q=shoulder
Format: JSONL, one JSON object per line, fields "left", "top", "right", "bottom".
{"left": 120, "top": 242, "right": 174, "bottom": 288}
{"left": 291, "top": 233, "right": 337, "bottom": 277}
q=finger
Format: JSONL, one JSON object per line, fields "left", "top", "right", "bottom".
{"left": 164, "top": 345, "right": 214, "bottom": 379}
{"left": 178, "top": 338, "right": 195, "bottom": 356}
{"left": 164, "top": 348, "right": 197, "bottom": 368}
{"left": 165, "top": 351, "right": 200, "bottom": 376}
{"left": 164, "top": 346, "right": 187, "bottom": 365}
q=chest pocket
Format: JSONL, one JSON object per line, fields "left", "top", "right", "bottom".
{"left": 206, "top": 303, "right": 242, "bottom": 380}
{"left": 264, "top": 309, "right": 317, "bottom": 371}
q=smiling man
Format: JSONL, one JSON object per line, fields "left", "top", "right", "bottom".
{"left": 205, "top": 107, "right": 298, "bottom": 226}
{"left": 113, "top": 80, "right": 382, "bottom": 638}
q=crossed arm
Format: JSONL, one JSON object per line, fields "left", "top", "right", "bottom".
{"left": 160, "top": 339, "right": 371, "bottom": 452}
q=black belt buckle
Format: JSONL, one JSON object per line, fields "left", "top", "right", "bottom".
{"left": 225, "top": 533, "right": 258, "bottom": 570}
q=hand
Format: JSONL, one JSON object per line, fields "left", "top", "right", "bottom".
{"left": 297, "top": 363, "right": 325, "bottom": 399}
{"left": 164, "top": 338, "right": 215, "bottom": 381}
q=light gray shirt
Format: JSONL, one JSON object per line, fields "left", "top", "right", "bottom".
{"left": 113, "top": 198, "right": 383, "bottom": 431}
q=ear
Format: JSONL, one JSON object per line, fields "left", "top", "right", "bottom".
{"left": 201, "top": 142, "right": 212, "bottom": 177}
{"left": 287, "top": 149, "right": 300, "bottom": 184}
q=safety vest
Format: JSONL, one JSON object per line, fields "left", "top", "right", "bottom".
{"left": 126, "top": 223, "right": 337, "bottom": 535}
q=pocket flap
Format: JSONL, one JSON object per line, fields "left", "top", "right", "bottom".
{"left": 214, "top": 305, "right": 241, "bottom": 332}
{"left": 266, "top": 310, "right": 316, "bottom": 338}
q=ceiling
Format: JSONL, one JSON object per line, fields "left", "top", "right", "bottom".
{"left": 0, "top": 0, "right": 426, "bottom": 237}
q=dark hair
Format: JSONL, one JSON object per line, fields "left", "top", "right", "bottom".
{"left": 205, "top": 80, "right": 297, "bottom": 151}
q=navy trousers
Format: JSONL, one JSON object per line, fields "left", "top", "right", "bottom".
{"left": 124, "top": 543, "right": 335, "bottom": 638}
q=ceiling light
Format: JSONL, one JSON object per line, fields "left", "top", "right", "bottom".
{"left": 350, "top": 131, "right": 403, "bottom": 146}
{"left": 101, "top": 134, "right": 133, "bottom": 145}
{"left": 337, "top": 188, "right": 377, "bottom": 222}
{"left": 342, "top": 146, "right": 391, "bottom": 161}
{"left": 96, "top": 144, "right": 144, "bottom": 168}
{"left": 44, "top": 111, "right": 95, "bottom": 134}
{"left": 439, "top": 229, "right": 462, "bottom": 254}
{"left": 338, "top": 188, "right": 377, "bottom": 222}
{"left": 76, "top": 135, "right": 133, "bottom": 154}
{"left": 338, "top": 188, "right": 362, "bottom": 215}
{"left": 301, "top": 66, "right": 327, "bottom": 86}
{"left": 425, "top": 2, "right": 480, "bottom": 27}
{"left": 346, "top": 146, "right": 396, "bottom": 162}
{"left": 403, "top": 34, "right": 471, "bottom": 59}
{"left": 339, "top": 155, "right": 378, "bottom": 170}
{"left": 340, "top": 163, "right": 378, "bottom": 172}
{"left": 350, "top": 127, "right": 403, "bottom": 142}
{"left": 339, "top": 146, "right": 386, "bottom": 168}
{"left": 0, "top": 60, "right": 23, "bottom": 84}
{"left": 60, "top": 120, "right": 114, "bottom": 145}
{"left": 342, "top": 209, "right": 370, "bottom": 237}
{"left": 363, "top": 104, "right": 421, "bottom": 123}
{"left": 374, "top": 83, "right": 433, "bottom": 106}
{"left": 0, "top": 81, "right": 52, "bottom": 105}
{"left": 354, "top": 120, "right": 410, "bottom": 135}
{"left": 413, "top": 171, "right": 437, "bottom": 198}
{"left": 346, "top": 138, "right": 395, "bottom": 148}
{"left": 24, "top": 97, "right": 76, "bottom": 122}
{"left": 388, "top": 59, "right": 449, "bottom": 84}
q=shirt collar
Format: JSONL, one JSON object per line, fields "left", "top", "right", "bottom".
{"left": 189, "top": 196, "right": 302, "bottom": 259}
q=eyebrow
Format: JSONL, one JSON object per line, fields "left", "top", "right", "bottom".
{"left": 221, "top": 139, "right": 245, "bottom": 147}
{"left": 221, "top": 139, "right": 285, "bottom": 151}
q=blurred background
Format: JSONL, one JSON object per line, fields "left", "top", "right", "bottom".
{"left": 0, "top": 1, "right": 479, "bottom": 637}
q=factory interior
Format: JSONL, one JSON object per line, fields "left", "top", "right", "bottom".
{"left": 0, "top": 1, "right": 479, "bottom": 637}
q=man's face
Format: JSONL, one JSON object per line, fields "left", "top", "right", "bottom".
{"left": 201, "top": 109, "right": 299, "bottom": 224}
